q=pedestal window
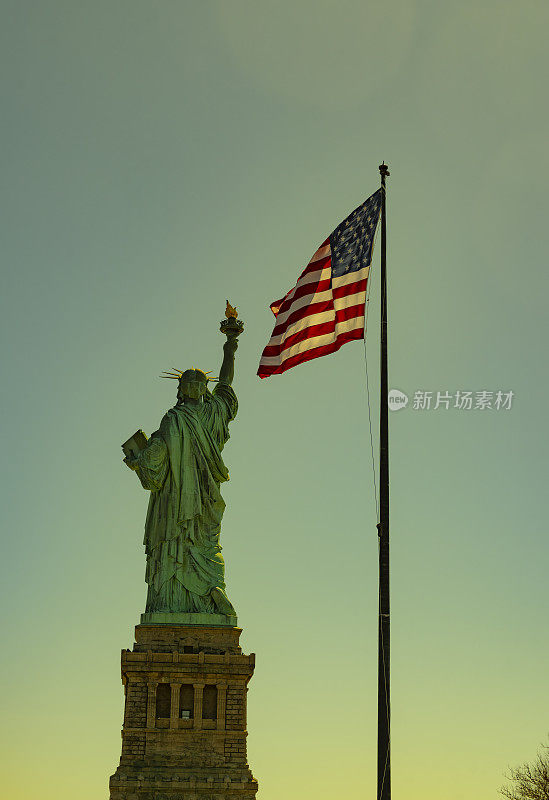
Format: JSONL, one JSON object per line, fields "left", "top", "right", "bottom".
{"left": 179, "top": 684, "right": 194, "bottom": 719}
{"left": 202, "top": 685, "right": 218, "bottom": 720}
{"left": 155, "top": 683, "right": 171, "bottom": 719}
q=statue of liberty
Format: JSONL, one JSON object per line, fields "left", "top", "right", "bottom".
{"left": 123, "top": 305, "right": 244, "bottom": 623}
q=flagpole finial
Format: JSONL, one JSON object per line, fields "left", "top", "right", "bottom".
{"left": 379, "top": 162, "right": 390, "bottom": 178}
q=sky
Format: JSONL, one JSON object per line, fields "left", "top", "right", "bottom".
{"left": 1, "top": 1, "right": 548, "bottom": 798}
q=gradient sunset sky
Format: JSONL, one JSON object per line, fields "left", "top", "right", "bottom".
{"left": 1, "top": 2, "right": 548, "bottom": 798}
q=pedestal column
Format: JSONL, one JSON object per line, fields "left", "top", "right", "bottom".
{"left": 170, "top": 682, "right": 181, "bottom": 729}
{"left": 193, "top": 682, "right": 205, "bottom": 729}
{"left": 217, "top": 682, "right": 228, "bottom": 731}
{"left": 146, "top": 680, "right": 157, "bottom": 729}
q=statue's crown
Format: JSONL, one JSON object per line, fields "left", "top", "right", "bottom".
{"left": 160, "top": 367, "right": 218, "bottom": 383}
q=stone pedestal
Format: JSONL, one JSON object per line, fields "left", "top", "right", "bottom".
{"left": 109, "top": 624, "right": 258, "bottom": 800}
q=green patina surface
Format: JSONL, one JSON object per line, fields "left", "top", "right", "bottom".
{"left": 140, "top": 611, "right": 237, "bottom": 626}
{"left": 125, "top": 315, "right": 243, "bottom": 626}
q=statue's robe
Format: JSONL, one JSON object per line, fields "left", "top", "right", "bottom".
{"left": 132, "top": 384, "right": 237, "bottom": 613}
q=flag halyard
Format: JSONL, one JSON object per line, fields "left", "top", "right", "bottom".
{"left": 257, "top": 189, "right": 382, "bottom": 378}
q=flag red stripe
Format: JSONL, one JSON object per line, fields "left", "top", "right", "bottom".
{"left": 271, "top": 276, "right": 367, "bottom": 337}
{"left": 261, "top": 319, "right": 338, "bottom": 358}
{"left": 334, "top": 301, "right": 365, "bottom": 323}
{"left": 270, "top": 297, "right": 287, "bottom": 315}
{"left": 302, "top": 252, "right": 331, "bottom": 275}
{"left": 277, "top": 272, "right": 367, "bottom": 326}
{"left": 333, "top": 277, "right": 367, "bottom": 300}
{"left": 274, "top": 275, "right": 332, "bottom": 319}
{"left": 257, "top": 328, "right": 364, "bottom": 378}
{"left": 274, "top": 258, "right": 331, "bottom": 317}
{"left": 271, "top": 298, "right": 335, "bottom": 337}
{"left": 286, "top": 255, "right": 330, "bottom": 291}
{"left": 263, "top": 302, "right": 366, "bottom": 358}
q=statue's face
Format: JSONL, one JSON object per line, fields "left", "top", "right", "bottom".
{"left": 177, "top": 370, "right": 207, "bottom": 402}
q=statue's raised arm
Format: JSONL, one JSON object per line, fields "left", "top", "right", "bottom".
{"left": 122, "top": 303, "right": 244, "bottom": 627}
{"left": 218, "top": 300, "right": 244, "bottom": 386}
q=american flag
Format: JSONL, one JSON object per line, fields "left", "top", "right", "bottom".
{"left": 258, "top": 189, "right": 382, "bottom": 378}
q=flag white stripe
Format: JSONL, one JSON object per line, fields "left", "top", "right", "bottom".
{"left": 332, "top": 264, "right": 370, "bottom": 289}
{"left": 333, "top": 289, "right": 367, "bottom": 311}
{"left": 259, "top": 316, "right": 364, "bottom": 366}
{"left": 273, "top": 265, "right": 368, "bottom": 327}
{"left": 266, "top": 289, "right": 367, "bottom": 349}
{"left": 273, "top": 277, "right": 330, "bottom": 326}
{"left": 278, "top": 266, "right": 329, "bottom": 309}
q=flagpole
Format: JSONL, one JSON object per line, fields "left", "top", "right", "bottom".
{"left": 377, "top": 162, "right": 391, "bottom": 800}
